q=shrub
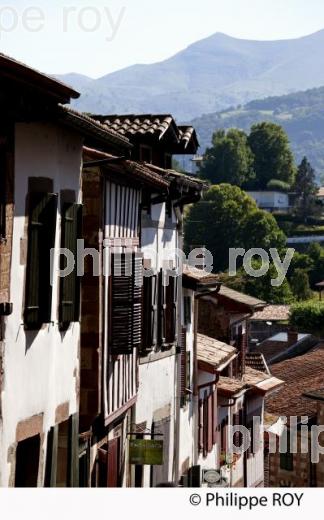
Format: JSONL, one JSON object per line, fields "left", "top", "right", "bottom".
{"left": 266, "top": 179, "right": 291, "bottom": 192}
{"left": 290, "top": 301, "right": 324, "bottom": 335}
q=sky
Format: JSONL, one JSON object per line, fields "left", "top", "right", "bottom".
{"left": 1, "top": 0, "right": 324, "bottom": 78}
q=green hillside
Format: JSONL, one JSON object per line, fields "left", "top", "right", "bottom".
{"left": 190, "top": 86, "right": 324, "bottom": 181}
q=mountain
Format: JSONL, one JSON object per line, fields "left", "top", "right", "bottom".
{"left": 57, "top": 30, "right": 324, "bottom": 120}
{"left": 190, "top": 86, "right": 324, "bottom": 180}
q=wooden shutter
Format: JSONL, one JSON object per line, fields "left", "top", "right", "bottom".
{"left": 207, "top": 392, "right": 213, "bottom": 453}
{"left": 221, "top": 417, "right": 228, "bottom": 453}
{"left": 59, "top": 203, "right": 82, "bottom": 328}
{"left": 198, "top": 398, "right": 204, "bottom": 453}
{"left": 24, "top": 192, "right": 57, "bottom": 329}
{"left": 164, "top": 273, "right": 178, "bottom": 346}
{"left": 141, "top": 274, "right": 157, "bottom": 353}
{"left": 180, "top": 328, "right": 187, "bottom": 407}
{"left": 107, "top": 438, "right": 120, "bottom": 487}
{"left": 110, "top": 252, "right": 143, "bottom": 354}
{"left": 184, "top": 296, "right": 191, "bottom": 326}
{"left": 0, "top": 142, "right": 6, "bottom": 238}
{"left": 158, "top": 270, "right": 166, "bottom": 346}
{"left": 203, "top": 391, "right": 208, "bottom": 457}
{"left": 44, "top": 425, "right": 58, "bottom": 487}
{"left": 212, "top": 389, "right": 217, "bottom": 445}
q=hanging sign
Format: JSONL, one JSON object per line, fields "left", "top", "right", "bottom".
{"left": 129, "top": 439, "right": 164, "bottom": 465}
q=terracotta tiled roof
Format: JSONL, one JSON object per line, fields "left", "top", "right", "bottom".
{"left": 218, "top": 286, "right": 266, "bottom": 311}
{"left": 183, "top": 265, "right": 219, "bottom": 283}
{"left": 251, "top": 305, "right": 290, "bottom": 322}
{"left": 83, "top": 147, "right": 169, "bottom": 189}
{"left": 265, "top": 345, "right": 324, "bottom": 419}
{"left": 146, "top": 163, "right": 208, "bottom": 189}
{"left": 217, "top": 377, "right": 246, "bottom": 397}
{"left": 317, "top": 187, "right": 324, "bottom": 198}
{"left": 0, "top": 52, "right": 79, "bottom": 103}
{"left": 217, "top": 368, "right": 283, "bottom": 398}
{"left": 245, "top": 352, "right": 270, "bottom": 374}
{"left": 57, "top": 106, "right": 131, "bottom": 151}
{"left": 197, "top": 334, "right": 237, "bottom": 372}
{"left": 90, "top": 114, "right": 199, "bottom": 152}
{"left": 243, "top": 367, "right": 283, "bottom": 393}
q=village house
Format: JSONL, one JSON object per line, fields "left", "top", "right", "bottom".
{"left": 195, "top": 284, "right": 283, "bottom": 487}
{"left": 0, "top": 54, "right": 84, "bottom": 487}
{"left": 79, "top": 113, "right": 205, "bottom": 487}
{"left": 265, "top": 344, "right": 324, "bottom": 487}
{"left": 0, "top": 53, "right": 135, "bottom": 487}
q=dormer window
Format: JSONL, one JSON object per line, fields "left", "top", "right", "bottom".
{"left": 140, "top": 145, "right": 152, "bottom": 164}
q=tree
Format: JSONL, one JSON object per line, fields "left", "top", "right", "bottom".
{"left": 199, "top": 129, "right": 255, "bottom": 186}
{"left": 247, "top": 122, "right": 296, "bottom": 189}
{"left": 290, "top": 301, "right": 324, "bottom": 335}
{"left": 294, "top": 157, "right": 318, "bottom": 220}
{"left": 220, "top": 260, "right": 295, "bottom": 305}
{"left": 184, "top": 184, "right": 286, "bottom": 273}
{"left": 290, "top": 269, "right": 312, "bottom": 301}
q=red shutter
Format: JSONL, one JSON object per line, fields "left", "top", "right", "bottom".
{"left": 203, "top": 391, "right": 208, "bottom": 457}
{"left": 198, "top": 398, "right": 204, "bottom": 453}
{"left": 207, "top": 393, "right": 213, "bottom": 453}
{"left": 212, "top": 389, "right": 217, "bottom": 445}
{"left": 107, "top": 438, "right": 120, "bottom": 488}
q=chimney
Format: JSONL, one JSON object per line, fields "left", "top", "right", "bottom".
{"left": 287, "top": 328, "right": 298, "bottom": 347}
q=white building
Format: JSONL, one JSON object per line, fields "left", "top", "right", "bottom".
{"left": 246, "top": 191, "right": 290, "bottom": 212}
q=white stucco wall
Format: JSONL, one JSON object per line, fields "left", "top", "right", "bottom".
{"left": 247, "top": 191, "right": 289, "bottom": 210}
{"left": 178, "top": 289, "right": 195, "bottom": 477}
{"left": 136, "top": 201, "right": 179, "bottom": 486}
{"left": 0, "top": 122, "right": 83, "bottom": 486}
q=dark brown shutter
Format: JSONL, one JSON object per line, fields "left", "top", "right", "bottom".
{"left": 158, "top": 270, "right": 166, "bottom": 346}
{"left": 0, "top": 142, "right": 6, "bottom": 238}
{"left": 233, "top": 411, "right": 242, "bottom": 448}
{"left": 141, "top": 274, "right": 157, "bottom": 353}
{"left": 184, "top": 296, "right": 191, "bottom": 325}
{"left": 24, "top": 192, "right": 57, "bottom": 329}
{"left": 164, "top": 273, "right": 178, "bottom": 346}
{"left": 59, "top": 203, "right": 82, "bottom": 328}
{"left": 110, "top": 252, "right": 143, "bottom": 354}
{"left": 180, "top": 327, "right": 187, "bottom": 407}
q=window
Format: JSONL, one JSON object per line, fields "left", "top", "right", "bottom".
{"left": 280, "top": 435, "right": 294, "bottom": 471}
{"left": 0, "top": 138, "right": 7, "bottom": 239}
{"left": 141, "top": 269, "right": 178, "bottom": 354}
{"left": 59, "top": 203, "right": 82, "bottom": 329}
{"left": 141, "top": 274, "right": 158, "bottom": 354}
{"left": 159, "top": 271, "right": 178, "bottom": 348}
{"left": 109, "top": 252, "right": 143, "bottom": 355}
{"left": 15, "top": 434, "right": 40, "bottom": 487}
{"left": 24, "top": 192, "right": 58, "bottom": 329}
{"left": 183, "top": 296, "right": 191, "bottom": 325}
{"left": 140, "top": 145, "right": 152, "bottom": 164}
{"left": 180, "top": 327, "right": 191, "bottom": 407}
{"left": 45, "top": 415, "right": 79, "bottom": 487}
